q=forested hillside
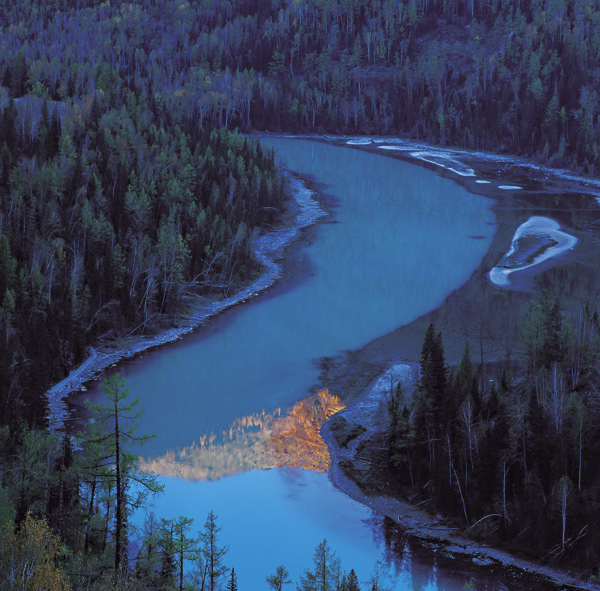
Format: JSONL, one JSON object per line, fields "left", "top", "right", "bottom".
{"left": 2, "top": 0, "right": 600, "bottom": 586}
{"left": 2, "top": 0, "right": 600, "bottom": 164}
{"left": 247, "top": 0, "right": 600, "bottom": 170}
{"left": 2, "top": 0, "right": 600, "bottom": 425}
{"left": 0, "top": 0, "right": 289, "bottom": 428}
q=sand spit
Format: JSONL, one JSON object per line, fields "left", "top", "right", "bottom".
{"left": 346, "top": 138, "right": 373, "bottom": 145}
{"left": 377, "top": 145, "right": 414, "bottom": 151}
{"left": 336, "top": 133, "right": 600, "bottom": 202}
{"left": 489, "top": 216, "right": 578, "bottom": 288}
{"left": 376, "top": 145, "right": 477, "bottom": 176}
{"left": 410, "top": 151, "right": 477, "bottom": 177}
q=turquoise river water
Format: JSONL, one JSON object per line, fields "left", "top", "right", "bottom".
{"left": 83, "top": 139, "right": 513, "bottom": 589}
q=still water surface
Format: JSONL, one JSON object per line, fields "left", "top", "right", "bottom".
{"left": 88, "top": 139, "right": 504, "bottom": 588}
{"left": 147, "top": 469, "right": 503, "bottom": 590}
{"left": 100, "top": 139, "right": 496, "bottom": 456}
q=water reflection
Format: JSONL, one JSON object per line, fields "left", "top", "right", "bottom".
{"left": 139, "top": 390, "right": 344, "bottom": 480}
{"left": 91, "top": 140, "right": 506, "bottom": 590}
{"left": 378, "top": 517, "right": 554, "bottom": 591}
{"left": 142, "top": 470, "right": 539, "bottom": 591}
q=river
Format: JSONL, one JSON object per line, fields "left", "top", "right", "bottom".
{"left": 78, "top": 138, "right": 514, "bottom": 589}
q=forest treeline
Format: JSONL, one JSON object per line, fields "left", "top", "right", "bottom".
{"left": 2, "top": 0, "right": 598, "bottom": 166}
{"left": 386, "top": 293, "right": 600, "bottom": 569}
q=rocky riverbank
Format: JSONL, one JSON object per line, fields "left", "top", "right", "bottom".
{"left": 46, "top": 173, "right": 325, "bottom": 429}
{"left": 322, "top": 367, "right": 600, "bottom": 591}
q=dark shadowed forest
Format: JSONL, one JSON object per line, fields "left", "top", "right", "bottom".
{"left": 2, "top": 0, "right": 600, "bottom": 588}
{"left": 385, "top": 295, "right": 600, "bottom": 571}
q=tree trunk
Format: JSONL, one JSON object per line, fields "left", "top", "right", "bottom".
{"left": 115, "top": 399, "right": 123, "bottom": 577}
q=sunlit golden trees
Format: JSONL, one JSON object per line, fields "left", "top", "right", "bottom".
{"left": 0, "top": 512, "right": 71, "bottom": 591}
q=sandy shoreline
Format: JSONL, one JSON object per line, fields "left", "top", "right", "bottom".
{"left": 46, "top": 174, "right": 325, "bottom": 429}
{"left": 285, "top": 132, "right": 600, "bottom": 205}
{"left": 489, "top": 216, "right": 578, "bottom": 289}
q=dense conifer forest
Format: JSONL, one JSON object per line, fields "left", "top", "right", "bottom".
{"left": 2, "top": 0, "right": 600, "bottom": 587}
{"left": 384, "top": 295, "right": 600, "bottom": 570}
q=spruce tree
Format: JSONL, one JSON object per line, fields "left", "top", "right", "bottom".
{"left": 347, "top": 568, "right": 361, "bottom": 591}
{"left": 226, "top": 567, "right": 238, "bottom": 591}
{"left": 415, "top": 324, "right": 448, "bottom": 472}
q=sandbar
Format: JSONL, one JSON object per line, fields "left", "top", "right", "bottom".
{"left": 409, "top": 151, "right": 476, "bottom": 177}
{"left": 377, "top": 145, "right": 414, "bottom": 151}
{"left": 377, "top": 146, "right": 476, "bottom": 176}
{"left": 489, "top": 216, "right": 577, "bottom": 288}
{"left": 346, "top": 138, "right": 372, "bottom": 145}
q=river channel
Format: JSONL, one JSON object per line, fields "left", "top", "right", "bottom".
{"left": 77, "top": 138, "right": 527, "bottom": 588}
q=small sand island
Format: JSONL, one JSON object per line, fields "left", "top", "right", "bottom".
{"left": 489, "top": 216, "right": 578, "bottom": 288}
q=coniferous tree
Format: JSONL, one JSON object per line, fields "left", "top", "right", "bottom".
{"left": 298, "top": 539, "right": 339, "bottom": 591}
{"left": 200, "top": 511, "right": 229, "bottom": 591}
{"left": 172, "top": 515, "right": 199, "bottom": 591}
{"left": 266, "top": 565, "right": 291, "bottom": 591}
{"left": 86, "top": 374, "right": 163, "bottom": 578}
{"left": 415, "top": 324, "right": 448, "bottom": 474}
{"left": 346, "top": 569, "right": 360, "bottom": 591}
{"left": 226, "top": 567, "right": 238, "bottom": 591}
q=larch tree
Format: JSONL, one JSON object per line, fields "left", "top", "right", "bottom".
{"left": 298, "top": 539, "right": 340, "bottom": 591}
{"left": 200, "top": 510, "right": 229, "bottom": 591}
{"left": 172, "top": 515, "right": 200, "bottom": 591}
{"left": 266, "top": 565, "right": 291, "bottom": 591}
{"left": 86, "top": 373, "right": 163, "bottom": 580}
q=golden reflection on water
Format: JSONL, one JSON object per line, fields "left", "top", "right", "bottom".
{"left": 139, "top": 390, "right": 345, "bottom": 481}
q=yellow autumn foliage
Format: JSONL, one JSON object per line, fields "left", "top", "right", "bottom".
{"left": 0, "top": 513, "right": 70, "bottom": 591}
